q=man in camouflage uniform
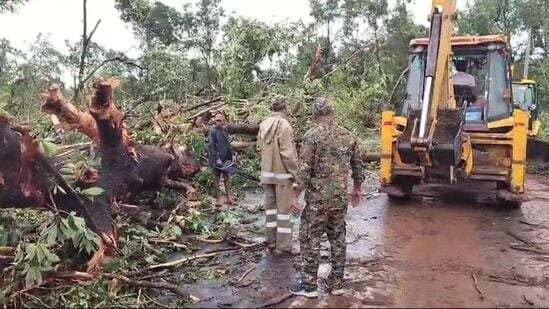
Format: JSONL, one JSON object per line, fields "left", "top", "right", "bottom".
{"left": 289, "top": 97, "right": 364, "bottom": 298}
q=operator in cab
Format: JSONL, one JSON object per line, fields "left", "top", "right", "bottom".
{"left": 453, "top": 58, "right": 476, "bottom": 88}
{"left": 453, "top": 58, "right": 486, "bottom": 110}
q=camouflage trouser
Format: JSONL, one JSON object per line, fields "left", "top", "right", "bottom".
{"left": 299, "top": 201, "right": 347, "bottom": 290}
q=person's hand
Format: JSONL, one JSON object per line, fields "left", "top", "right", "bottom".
{"left": 291, "top": 183, "right": 301, "bottom": 213}
{"left": 349, "top": 188, "right": 362, "bottom": 207}
{"left": 291, "top": 197, "right": 301, "bottom": 214}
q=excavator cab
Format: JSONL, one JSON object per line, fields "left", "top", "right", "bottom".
{"left": 380, "top": 14, "right": 528, "bottom": 207}
{"left": 512, "top": 80, "right": 541, "bottom": 136}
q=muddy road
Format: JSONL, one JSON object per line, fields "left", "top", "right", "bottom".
{"left": 186, "top": 174, "right": 549, "bottom": 308}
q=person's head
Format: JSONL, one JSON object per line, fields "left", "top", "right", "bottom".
{"left": 313, "top": 97, "right": 333, "bottom": 122}
{"left": 214, "top": 113, "right": 227, "bottom": 127}
{"left": 272, "top": 96, "right": 287, "bottom": 112}
{"left": 454, "top": 58, "right": 468, "bottom": 73}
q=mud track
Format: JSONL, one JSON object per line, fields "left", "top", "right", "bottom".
{"left": 187, "top": 174, "right": 549, "bottom": 308}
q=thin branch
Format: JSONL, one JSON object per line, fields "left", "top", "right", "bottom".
{"left": 388, "top": 65, "right": 410, "bottom": 105}
{"left": 52, "top": 271, "right": 189, "bottom": 299}
{"left": 86, "top": 19, "right": 102, "bottom": 45}
{"left": 186, "top": 101, "right": 227, "bottom": 121}
{"left": 149, "top": 242, "right": 264, "bottom": 270}
{"left": 471, "top": 273, "right": 485, "bottom": 300}
{"left": 0, "top": 246, "right": 15, "bottom": 255}
{"left": 82, "top": 57, "right": 143, "bottom": 86}
{"left": 524, "top": 294, "right": 535, "bottom": 306}
{"left": 312, "top": 42, "right": 372, "bottom": 83}
{"left": 183, "top": 96, "right": 223, "bottom": 113}
{"left": 74, "top": 0, "right": 89, "bottom": 101}
{"left": 261, "top": 293, "right": 294, "bottom": 308}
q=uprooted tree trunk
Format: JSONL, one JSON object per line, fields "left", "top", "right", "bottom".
{"left": 0, "top": 78, "right": 205, "bottom": 271}
{"left": 0, "top": 116, "right": 116, "bottom": 271}
{"left": 40, "top": 84, "right": 202, "bottom": 198}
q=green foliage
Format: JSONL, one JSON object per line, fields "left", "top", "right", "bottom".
{"left": 0, "top": 225, "right": 7, "bottom": 245}
{"left": 537, "top": 112, "right": 549, "bottom": 141}
{"left": 80, "top": 186, "right": 106, "bottom": 198}
{"left": 217, "top": 17, "right": 298, "bottom": 98}
{"left": 0, "top": 0, "right": 29, "bottom": 13}
{"left": 184, "top": 209, "right": 210, "bottom": 234}
{"left": 10, "top": 213, "right": 100, "bottom": 288}
{"left": 217, "top": 207, "right": 243, "bottom": 225}
{"left": 38, "top": 139, "right": 58, "bottom": 157}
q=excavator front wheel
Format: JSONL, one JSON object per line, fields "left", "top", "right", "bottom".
{"left": 382, "top": 176, "right": 415, "bottom": 200}
{"left": 496, "top": 182, "right": 522, "bottom": 209}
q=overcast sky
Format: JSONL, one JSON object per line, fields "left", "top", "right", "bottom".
{"left": 0, "top": 0, "right": 447, "bottom": 57}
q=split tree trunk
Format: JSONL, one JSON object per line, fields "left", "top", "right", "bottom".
{"left": 39, "top": 84, "right": 202, "bottom": 198}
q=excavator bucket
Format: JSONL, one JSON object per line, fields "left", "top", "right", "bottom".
{"left": 527, "top": 138, "right": 549, "bottom": 169}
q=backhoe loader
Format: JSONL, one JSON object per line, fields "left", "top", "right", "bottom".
{"left": 512, "top": 30, "right": 541, "bottom": 137}
{"left": 379, "top": 0, "right": 527, "bottom": 206}
{"left": 512, "top": 79, "right": 541, "bottom": 136}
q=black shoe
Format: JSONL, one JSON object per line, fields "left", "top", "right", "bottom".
{"left": 288, "top": 282, "right": 318, "bottom": 298}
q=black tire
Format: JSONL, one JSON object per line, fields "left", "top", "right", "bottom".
{"left": 383, "top": 177, "right": 414, "bottom": 201}
{"left": 496, "top": 198, "right": 522, "bottom": 209}
{"left": 496, "top": 181, "right": 522, "bottom": 209}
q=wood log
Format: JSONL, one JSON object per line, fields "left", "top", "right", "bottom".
{"left": 200, "top": 124, "right": 260, "bottom": 136}
{"left": 231, "top": 141, "right": 257, "bottom": 150}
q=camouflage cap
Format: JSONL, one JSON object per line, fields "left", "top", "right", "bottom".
{"left": 272, "top": 96, "right": 287, "bottom": 111}
{"left": 313, "top": 97, "right": 333, "bottom": 116}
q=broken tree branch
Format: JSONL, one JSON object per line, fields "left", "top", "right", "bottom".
{"left": 86, "top": 19, "right": 102, "bottom": 47}
{"left": 523, "top": 294, "right": 535, "bottom": 306}
{"left": 317, "top": 42, "right": 372, "bottom": 82}
{"left": 510, "top": 245, "right": 549, "bottom": 255}
{"left": 303, "top": 44, "right": 322, "bottom": 83}
{"left": 82, "top": 56, "right": 143, "bottom": 86}
{"left": 506, "top": 230, "right": 538, "bottom": 247}
{"left": 0, "top": 246, "right": 15, "bottom": 255}
{"left": 199, "top": 124, "right": 259, "bottom": 136}
{"left": 235, "top": 266, "right": 255, "bottom": 283}
{"left": 519, "top": 220, "right": 547, "bottom": 228}
{"left": 186, "top": 101, "right": 227, "bottom": 121}
{"left": 261, "top": 294, "right": 294, "bottom": 308}
{"left": 149, "top": 252, "right": 219, "bottom": 270}
{"left": 471, "top": 273, "right": 485, "bottom": 300}
{"left": 149, "top": 243, "right": 264, "bottom": 270}
{"left": 183, "top": 96, "right": 223, "bottom": 113}
{"left": 40, "top": 85, "right": 99, "bottom": 142}
{"left": 53, "top": 271, "right": 189, "bottom": 299}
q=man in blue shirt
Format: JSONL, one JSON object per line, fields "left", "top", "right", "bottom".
{"left": 208, "top": 113, "right": 235, "bottom": 206}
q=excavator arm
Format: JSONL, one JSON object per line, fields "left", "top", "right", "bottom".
{"left": 414, "top": 0, "right": 457, "bottom": 156}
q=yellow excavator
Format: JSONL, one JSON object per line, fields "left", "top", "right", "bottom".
{"left": 512, "top": 30, "right": 542, "bottom": 137}
{"left": 379, "top": 0, "right": 528, "bottom": 206}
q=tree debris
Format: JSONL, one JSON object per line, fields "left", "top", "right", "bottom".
{"left": 471, "top": 273, "right": 485, "bottom": 300}
{"left": 523, "top": 294, "right": 535, "bottom": 306}
{"left": 261, "top": 293, "right": 294, "bottom": 308}
{"left": 53, "top": 271, "right": 189, "bottom": 299}
{"left": 149, "top": 242, "right": 264, "bottom": 270}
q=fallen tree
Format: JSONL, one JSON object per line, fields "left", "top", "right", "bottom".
{"left": 0, "top": 79, "right": 206, "bottom": 272}
{"left": 39, "top": 83, "right": 202, "bottom": 198}
{"left": 0, "top": 115, "right": 116, "bottom": 271}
